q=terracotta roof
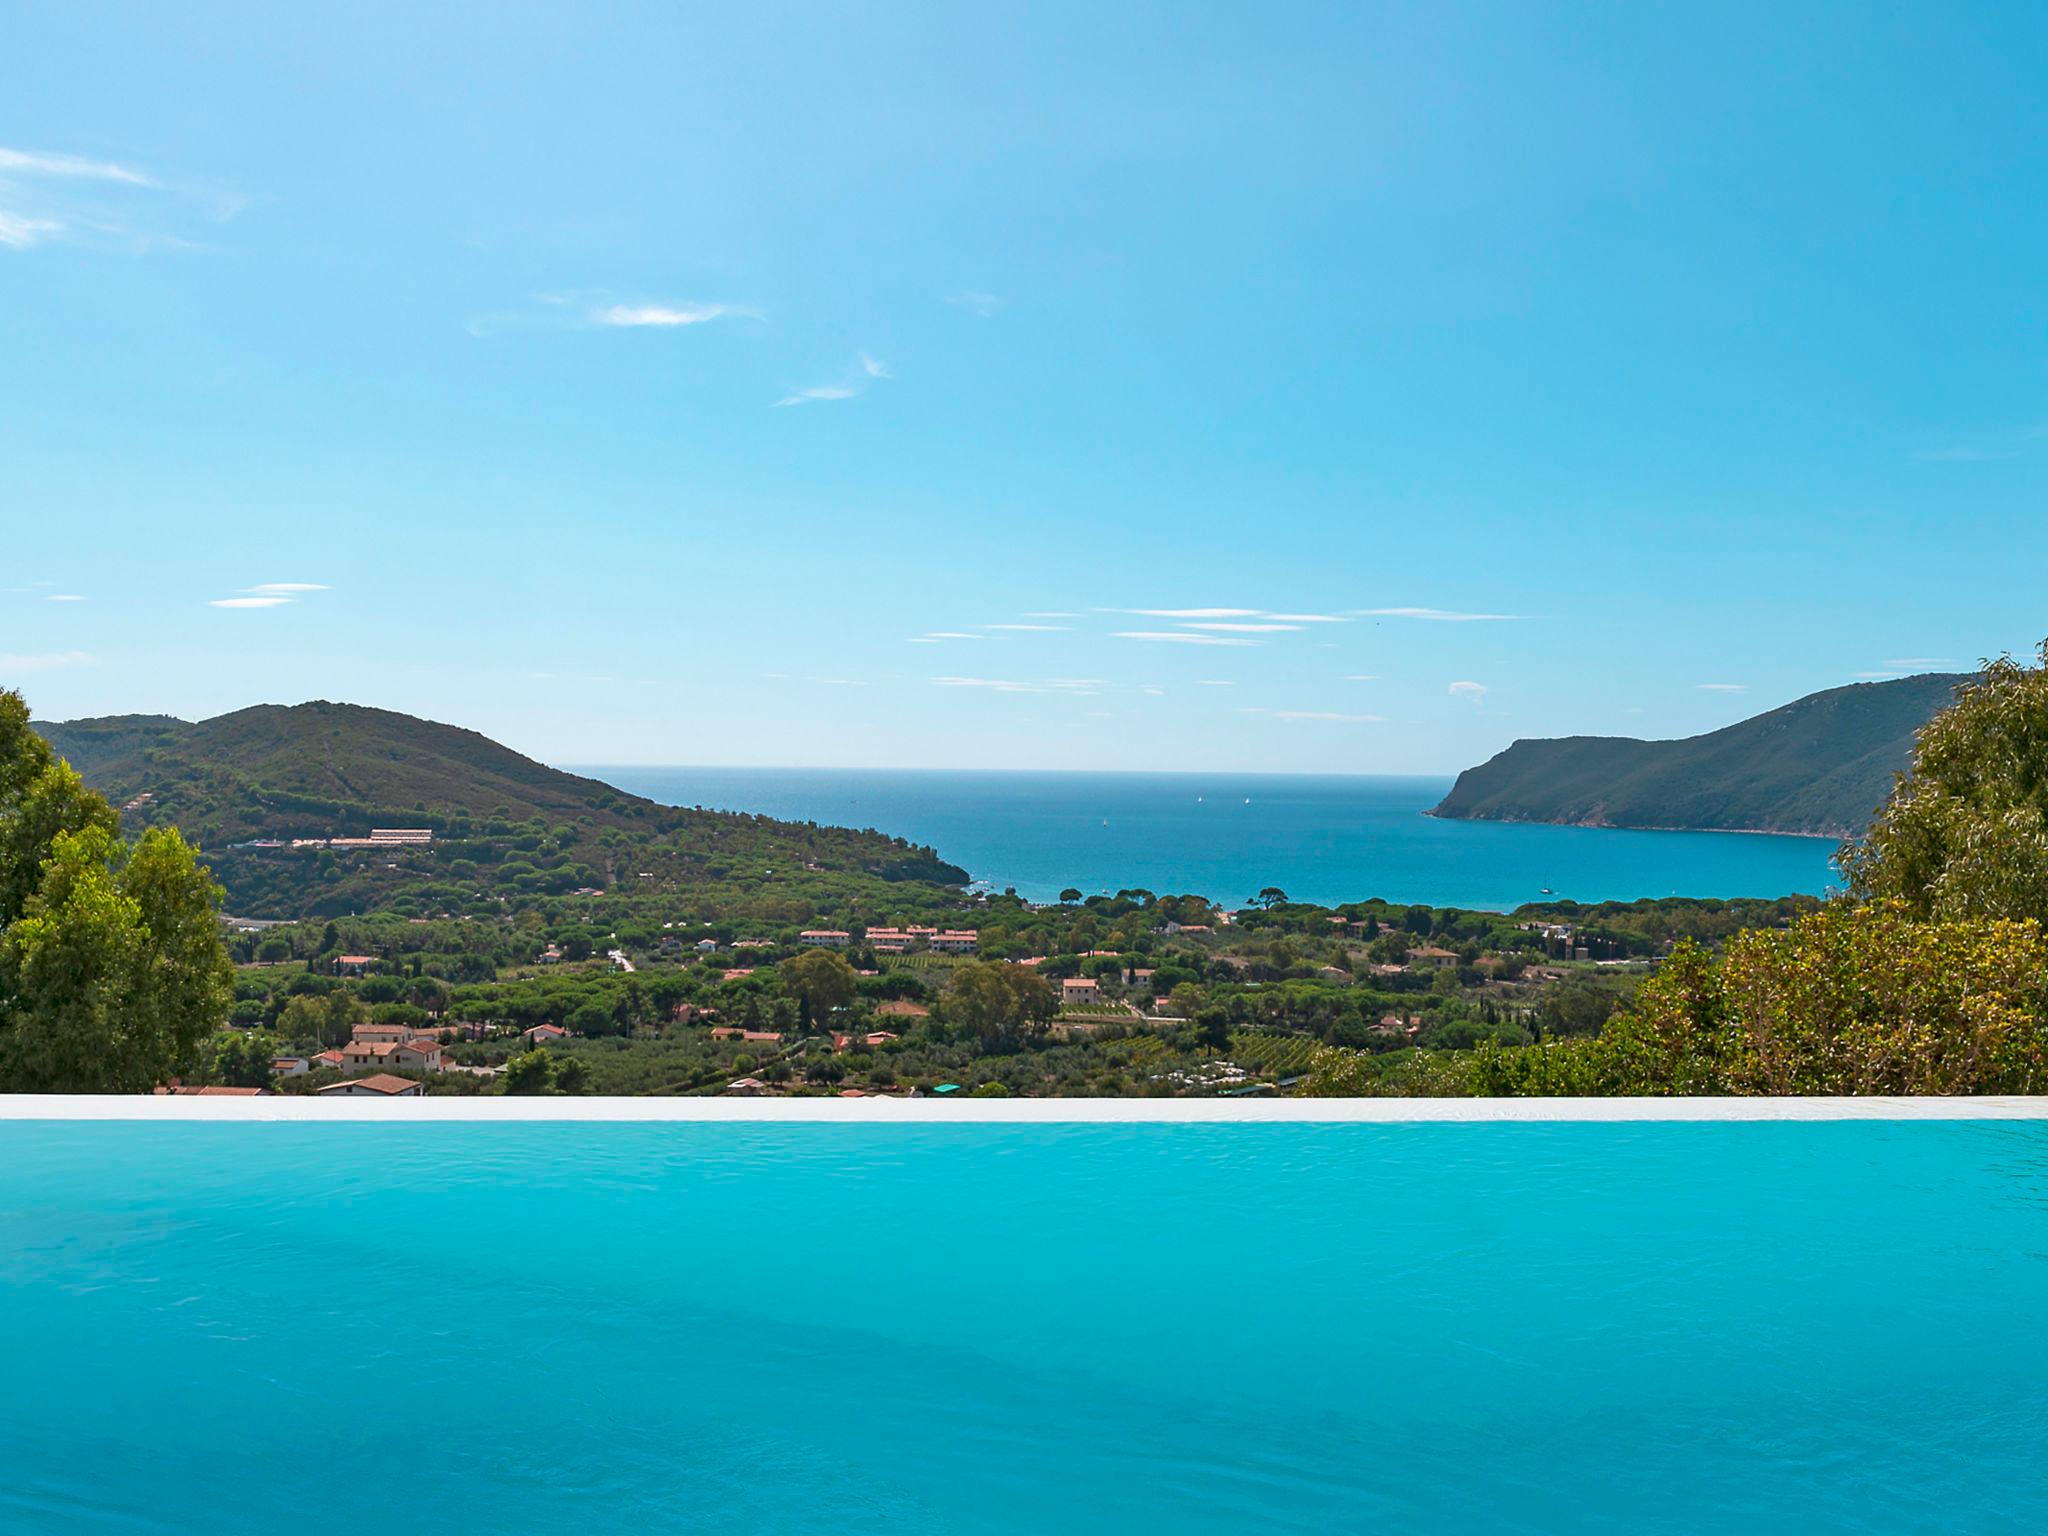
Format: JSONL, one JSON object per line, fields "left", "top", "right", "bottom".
{"left": 154, "top": 1085, "right": 265, "bottom": 1096}
{"left": 320, "top": 1073, "right": 419, "bottom": 1095}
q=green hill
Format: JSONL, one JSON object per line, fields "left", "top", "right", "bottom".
{"left": 36, "top": 701, "right": 968, "bottom": 917}
{"left": 1431, "top": 673, "right": 1970, "bottom": 838}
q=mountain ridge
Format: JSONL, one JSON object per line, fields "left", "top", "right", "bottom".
{"left": 1431, "top": 673, "right": 1969, "bottom": 838}
{"left": 34, "top": 700, "right": 969, "bottom": 916}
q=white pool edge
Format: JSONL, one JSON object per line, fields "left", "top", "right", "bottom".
{"left": 5, "top": 1094, "right": 2048, "bottom": 1122}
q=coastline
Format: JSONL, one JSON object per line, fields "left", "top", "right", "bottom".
{"left": 6, "top": 1094, "right": 2046, "bottom": 1122}
{"left": 1424, "top": 808, "right": 1847, "bottom": 843}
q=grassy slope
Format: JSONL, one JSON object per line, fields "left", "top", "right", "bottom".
{"left": 37, "top": 701, "right": 968, "bottom": 915}
{"left": 1431, "top": 673, "right": 1969, "bottom": 837}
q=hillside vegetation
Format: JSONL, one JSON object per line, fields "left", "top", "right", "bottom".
{"left": 38, "top": 701, "right": 967, "bottom": 919}
{"left": 1431, "top": 673, "right": 1968, "bottom": 837}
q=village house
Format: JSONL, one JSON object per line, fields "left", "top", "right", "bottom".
{"left": 1408, "top": 946, "right": 1459, "bottom": 967}
{"left": 351, "top": 1022, "right": 412, "bottom": 1044}
{"left": 317, "top": 1074, "right": 425, "bottom": 1097}
{"left": 1061, "top": 976, "right": 1102, "bottom": 1006}
{"left": 335, "top": 954, "right": 376, "bottom": 976}
{"left": 312, "top": 1049, "right": 346, "bottom": 1071}
{"left": 521, "top": 1023, "right": 570, "bottom": 1047}
{"left": 799, "top": 929, "right": 851, "bottom": 948}
{"left": 339, "top": 1038, "right": 445, "bottom": 1073}
{"left": 929, "top": 930, "right": 979, "bottom": 953}
{"left": 272, "top": 1056, "right": 311, "bottom": 1077}
{"left": 726, "top": 1076, "right": 769, "bottom": 1096}
{"left": 710, "top": 1027, "right": 783, "bottom": 1044}
{"left": 154, "top": 1084, "right": 267, "bottom": 1096}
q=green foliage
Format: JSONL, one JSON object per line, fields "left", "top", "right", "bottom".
{"left": 0, "top": 691, "right": 234, "bottom": 1092}
{"left": 1434, "top": 671, "right": 1968, "bottom": 836}
{"left": 938, "top": 960, "right": 1057, "bottom": 1050}
{"left": 778, "top": 948, "right": 859, "bottom": 1028}
{"left": 1470, "top": 902, "right": 2048, "bottom": 1096}
{"left": 35, "top": 700, "right": 969, "bottom": 919}
{"left": 502, "top": 1047, "right": 557, "bottom": 1094}
{"left": 1843, "top": 641, "right": 2048, "bottom": 925}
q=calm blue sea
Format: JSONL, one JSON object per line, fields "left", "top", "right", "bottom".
{"left": 583, "top": 767, "right": 1841, "bottom": 909}
{"left": 6, "top": 1121, "right": 2047, "bottom": 1534}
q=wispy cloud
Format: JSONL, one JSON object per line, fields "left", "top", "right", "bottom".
{"left": 775, "top": 385, "right": 858, "bottom": 407}
{"left": 1362, "top": 607, "right": 1519, "bottom": 622}
{"left": 46, "top": 593, "right": 87, "bottom": 602}
{"left": 0, "top": 212, "right": 63, "bottom": 249}
{"left": 210, "top": 596, "right": 292, "bottom": 609}
{"left": 1111, "top": 631, "right": 1260, "bottom": 648}
{"left": 0, "top": 649, "right": 92, "bottom": 674}
{"left": 0, "top": 144, "right": 211, "bottom": 254}
{"left": 1117, "top": 607, "right": 1261, "bottom": 619}
{"left": 1179, "top": 621, "right": 1301, "bottom": 633}
{"left": 1265, "top": 613, "right": 1348, "bottom": 624}
{"left": 209, "top": 583, "right": 332, "bottom": 610}
{"left": 985, "top": 623, "right": 1068, "bottom": 632}
{"left": 1344, "top": 674, "right": 1380, "bottom": 682}
{"left": 591, "top": 302, "right": 741, "bottom": 328}
{"left": 776, "top": 352, "right": 894, "bottom": 408}
{"left": 1197, "top": 679, "right": 1236, "bottom": 687}
{"left": 932, "top": 675, "right": 1104, "bottom": 695}
{"left": 0, "top": 147, "right": 152, "bottom": 185}
{"left": 908, "top": 631, "right": 982, "bottom": 643}
{"left": 947, "top": 292, "right": 1002, "bottom": 317}
{"left": 1698, "top": 683, "right": 1748, "bottom": 693}
{"left": 1448, "top": 680, "right": 1487, "bottom": 701}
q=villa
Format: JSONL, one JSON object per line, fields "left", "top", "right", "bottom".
{"left": 316, "top": 1074, "right": 425, "bottom": 1097}
{"left": 799, "top": 929, "right": 851, "bottom": 947}
{"left": 1061, "top": 976, "right": 1102, "bottom": 1006}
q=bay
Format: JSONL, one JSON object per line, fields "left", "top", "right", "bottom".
{"left": 580, "top": 767, "right": 1841, "bottom": 909}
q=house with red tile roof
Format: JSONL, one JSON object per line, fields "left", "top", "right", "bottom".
{"left": 317, "top": 1074, "right": 424, "bottom": 1096}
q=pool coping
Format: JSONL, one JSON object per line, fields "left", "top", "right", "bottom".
{"left": 5, "top": 1095, "right": 2048, "bottom": 1122}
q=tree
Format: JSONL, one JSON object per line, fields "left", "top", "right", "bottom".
{"left": 0, "top": 691, "right": 234, "bottom": 1092}
{"left": 1059, "top": 888, "right": 1083, "bottom": 906}
{"left": 941, "top": 961, "right": 1057, "bottom": 1050}
{"left": 277, "top": 989, "right": 368, "bottom": 1049}
{"left": 1470, "top": 902, "right": 2048, "bottom": 1096}
{"left": 1248, "top": 886, "right": 1289, "bottom": 910}
{"left": 209, "top": 1029, "right": 278, "bottom": 1088}
{"left": 553, "top": 1056, "right": 590, "bottom": 1094}
{"left": 1842, "top": 642, "right": 2048, "bottom": 924}
{"left": 502, "top": 1047, "right": 557, "bottom": 1094}
{"left": 778, "top": 947, "right": 858, "bottom": 1029}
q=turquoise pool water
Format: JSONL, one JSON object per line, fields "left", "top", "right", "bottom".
{"left": 5, "top": 1121, "right": 2046, "bottom": 1533}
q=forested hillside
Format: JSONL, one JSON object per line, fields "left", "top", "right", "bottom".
{"left": 1432, "top": 673, "right": 1968, "bottom": 837}
{"left": 38, "top": 701, "right": 968, "bottom": 918}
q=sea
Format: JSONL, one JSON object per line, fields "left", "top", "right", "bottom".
{"left": 8, "top": 1118, "right": 2047, "bottom": 1534}
{"left": 582, "top": 767, "right": 1842, "bottom": 910}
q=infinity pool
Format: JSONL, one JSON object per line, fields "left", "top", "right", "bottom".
{"left": 5, "top": 1120, "right": 2046, "bottom": 1533}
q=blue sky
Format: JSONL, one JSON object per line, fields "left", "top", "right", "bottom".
{"left": 2, "top": 2, "right": 2043, "bottom": 773}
